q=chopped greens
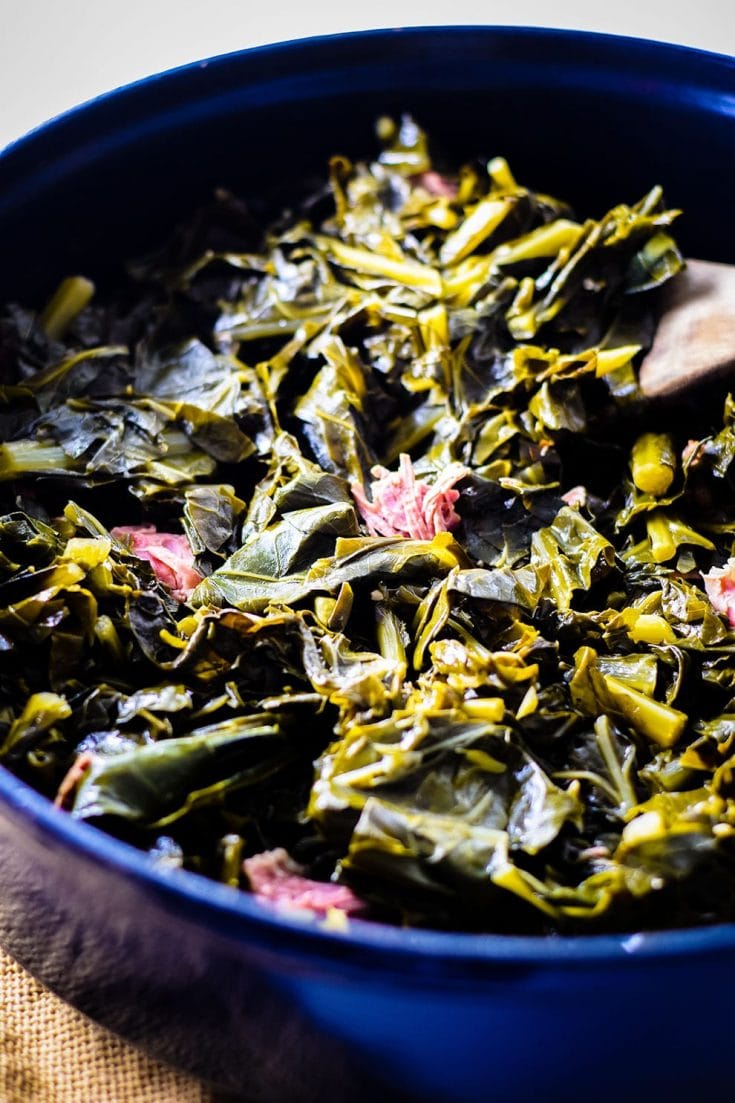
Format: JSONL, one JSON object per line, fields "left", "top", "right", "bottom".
{"left": 3, "top": 116, "right": 735, "bottom": 935}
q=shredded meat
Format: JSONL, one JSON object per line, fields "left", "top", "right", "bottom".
{"left": 702, "top": 559, "right": 735, "bottom": 627}
{"left": 561, "top": 485, "right": 587, "bottom": 508}
{"left": 682, "top": 439, "right": 707, "bottom": 467}
{"left": 243, "top": 848, "right": 366, "bottom": 916}
{"left": 351, "top": 454, "right": 467, "bottom": 540}
{"left": 412, "top": 170, "right": 458, "bottom": 198}
{"left": 111, "top": 525, "right": 202, "bottom": 601}
{"left": 54, "top": 751, "right": 94, "bottom": 809}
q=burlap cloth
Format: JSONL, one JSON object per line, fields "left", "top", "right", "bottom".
{"left": 0, "top": 945, "right": 218, "bottom": 1103}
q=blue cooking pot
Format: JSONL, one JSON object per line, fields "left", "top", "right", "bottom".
{"left": 1, "top": 27, "right": 734, "bottom": 1103}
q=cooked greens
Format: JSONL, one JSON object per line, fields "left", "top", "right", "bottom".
{"left": 3, "top": 116, "right": 735, "bottom": 934}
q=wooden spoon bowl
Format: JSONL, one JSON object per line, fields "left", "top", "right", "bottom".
{"left": 639, "top": 259, "right": 735, "bottom": 399}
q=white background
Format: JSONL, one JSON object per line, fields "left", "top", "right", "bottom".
{"left": 0, "top": 0, "right": 734, "bottom": 151}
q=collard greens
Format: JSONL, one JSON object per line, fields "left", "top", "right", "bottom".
{"left": 3, "top": 116, "right": 735, "bottom": 934}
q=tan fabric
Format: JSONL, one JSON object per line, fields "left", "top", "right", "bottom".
{"left": 0, "top": 946, "right": 213, "bottom": 1103}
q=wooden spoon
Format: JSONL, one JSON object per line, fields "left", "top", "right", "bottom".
{"left": 639, "top": 259, "right": 735, "bottom": 399}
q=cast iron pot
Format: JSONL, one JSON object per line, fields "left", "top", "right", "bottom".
{"left": 1, "top": 27, "right": 734, "bottom": 1103}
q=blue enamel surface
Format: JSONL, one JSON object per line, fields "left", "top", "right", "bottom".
{"left": 1, "top": 27, "right": 734, "bottom": 1101}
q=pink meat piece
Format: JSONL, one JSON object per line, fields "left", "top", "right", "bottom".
{"left": 54, "top": 751, "right": 94, "bottom": 810}
{"left": 682, "top": 439, "right": 707, "bottom": 467}
{"left": 561, "top": 485, "right": 587, "bottom": 509}
{"left": 243, "top": 848, "right": 366, "bottom": 916}
{"left": 412, "top": 170, "right": 458, "bottom": 198}
{"left": 110, "top": 525, "right": 202, "bottom": 602}
{"left": 351, "top": 454, "right": 468, "bottom": 540}
{"left": 702, "top": 559, "right": 735, "bottom": 627}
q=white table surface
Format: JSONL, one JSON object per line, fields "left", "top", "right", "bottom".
{"left": 0, "top": 0, "right": 733, "bottom": 152}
